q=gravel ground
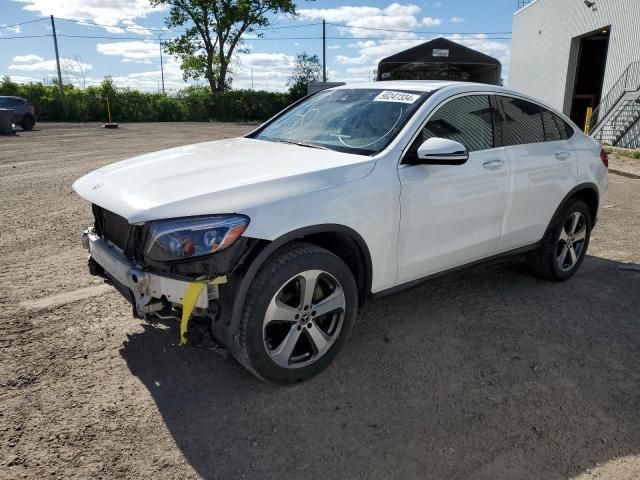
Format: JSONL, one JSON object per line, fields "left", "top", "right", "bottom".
{"left": 1, "top": 123, "right": 639, "bottom": 480}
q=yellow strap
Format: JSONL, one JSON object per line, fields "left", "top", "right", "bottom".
{"left": 178, "top": 276, "right": 227, "bottom": 346}
{"left": 584, "top": 106, "right": 593, "bottom": 134}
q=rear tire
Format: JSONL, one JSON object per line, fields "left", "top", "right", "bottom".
{"left": 234, "top": 242, "right": 357, "bottom": 384}
{"left": 21, "top": 116, "right": 35, "bottom": 131}
{"left": 527, "top": 199, "right": 591, "bottom": 281}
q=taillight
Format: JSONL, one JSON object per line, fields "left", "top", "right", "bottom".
{"left": 600, "top": 149, "right": 608, "bottom": 168}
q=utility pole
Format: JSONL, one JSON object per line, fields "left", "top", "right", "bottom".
{"left": 322, "top": 19, "right": 327, "bottom": 82}
{"left": 159, "top": 36, "right": 165, "bottom": 94}
{"left": 50, "top": 15, "right": 64, "bottom": 99}
{"left": 251, "top": 68, "right": 254, "bottom": 90}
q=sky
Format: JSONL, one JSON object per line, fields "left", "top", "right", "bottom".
{"left": 0, "top": 0, "right": 518, "bottom": 93}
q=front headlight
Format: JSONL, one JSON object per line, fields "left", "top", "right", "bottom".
{"left": 145, "top": 215, "right": 249, "bottom": 262}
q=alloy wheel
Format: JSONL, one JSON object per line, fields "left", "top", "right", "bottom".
{"left": 557, "top": 211, "right": 587, "bottom": 272}
{"left": 263, "top": 270, "right": 345, "bottom": 369}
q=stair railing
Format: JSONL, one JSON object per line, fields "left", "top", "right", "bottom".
{"left": 589, "top": 61, "right": 640, "bottom": 132}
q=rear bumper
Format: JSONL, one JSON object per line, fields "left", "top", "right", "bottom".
{"left": 83, "top": 230, "right": 217, "bottom": 312}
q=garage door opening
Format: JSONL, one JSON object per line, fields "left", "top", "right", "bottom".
{"left": 568, "top": 27, "right": 610, "bottom": 127}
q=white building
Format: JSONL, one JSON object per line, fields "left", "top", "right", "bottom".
{"left": 509, "top": 0, "right": 640, "bottom": 147}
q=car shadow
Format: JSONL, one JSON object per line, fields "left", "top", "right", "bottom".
{"left": 120, "top": 255, "right": 640, "bottom": 479}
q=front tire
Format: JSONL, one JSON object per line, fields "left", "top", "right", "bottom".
{"left": 21, "top": 116, "right": 35, "bottom": 131}
{"left": 234, "top": 242, "right": 357, "bottom": 384}
{"left": 527, "top": 199, "right": 592, "bottom": 281}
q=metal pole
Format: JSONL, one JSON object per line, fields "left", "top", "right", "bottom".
{"left": 251, "top": 69, "right": 254, "bottom": 90}
{"left": 106, "top": 97, "right": 112, "bottom": 123}
{"left": 50, "top": 15, "right": 64, "bottom": 99}
{"left": 159, "top": 36, "right": 165, "bottom": 94}
{"left": 322, "top": 19, "right": 327, "bottom": 82}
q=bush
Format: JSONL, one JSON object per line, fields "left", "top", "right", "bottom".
{"left": 0, "top": 76, "right": 292, "bottom": 123}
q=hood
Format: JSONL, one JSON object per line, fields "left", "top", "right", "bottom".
{"left": 73, "top": 137, "right": 375, "bottom": 223}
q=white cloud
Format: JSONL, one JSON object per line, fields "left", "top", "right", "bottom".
{"left": 237, "top": 52, "right": 295, "bottom": 69}
{"left": 110, "top": 57, "right": 184, "bottom": 91}
{"left": 96, "top": 40, "right": 159, "bottom": 60}
{"left": 122, "top": 58, "right": 152, "bottom": 64}
{"left": 12, "top": 54, "right": 44, "bottom": 63}
{"left": 9, "top": 56, "right": 92, "bottom": 72}
{"left": 450, "top": 16, "right": 465, "bottom": 23}
{"left": 344, "top": 15, "right": 421, "bottom": 38}
{"left": 327, "top": 45, "right": 341, "bottom": 50}
{"left": 298, "top": 6, "right": 383, "bottom": 23}
{"left": 434, "top": 2, "right": 443, "bottom": 7}
{"left": 383, "top": 3, "right": 421, "bottom": 17}
{"left": 231, "top": 52, "right": 295, "bottom": 91}
{"left": 298, "top": 3, "right": 444, "bottom": 41}
{"left": 120, "top": 19, "right": 153, "bottom": 35}
{"left": 298, "top": 3, "right": 422, "bottom": 38}
{"left": 13, "top": 0, "right": 163, "bottom": 33}
{"left": 422, "top": 17, "right": 443, "bottom": 27}
{"left": 0, "top": 24, "right": 22, "bottom": 34}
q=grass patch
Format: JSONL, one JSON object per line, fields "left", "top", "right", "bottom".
{"left": 604, "top": 147, "right": 640, "bottom": 160}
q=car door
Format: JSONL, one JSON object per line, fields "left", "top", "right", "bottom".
{"left": 396, "top": 94, "right": 510, "bottom": 284}
{"left": 2, "top": 98, "right": 20, "bottom": 123}
{"left": 495, "top": 96, "right": 578, "bottom": 252}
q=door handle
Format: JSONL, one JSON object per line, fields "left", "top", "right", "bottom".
{"left": 555, "top": 151, "right": 571, "bottom": 160}
{"left": 482, "top": 159, "right": 504, "bottom": 170}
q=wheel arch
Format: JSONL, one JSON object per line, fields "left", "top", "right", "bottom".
{"left": 224, "top": 224, "right": 373, "bottom": 348}
{"left": 544, "top": 183, "right": 600, "bottom": 236}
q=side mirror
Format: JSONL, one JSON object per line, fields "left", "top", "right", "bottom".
{"left": 409, "top": 137, "right": 469, "bottom": 165}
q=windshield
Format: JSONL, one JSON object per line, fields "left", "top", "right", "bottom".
{"left": 254, "top": 88, "right": 429, "bottom": 156}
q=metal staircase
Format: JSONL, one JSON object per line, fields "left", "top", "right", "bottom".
{"left": 590, "top": 61, "right": 640, "bottom": 148}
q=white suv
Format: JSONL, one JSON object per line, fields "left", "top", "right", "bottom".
{"left": 73, "top": 81, "right": 608, "bottom": 384}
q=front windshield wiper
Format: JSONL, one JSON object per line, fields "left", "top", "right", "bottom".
{"left": 274, "top": 139, "right": 331, "bottom": 150}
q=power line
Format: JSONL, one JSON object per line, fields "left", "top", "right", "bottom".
{"left": 0, "top": 18, "right": 47, "bottom": 29}
{"left": 0, "top": 34, "right": 50, "bottom": 40}
{"left": 0, "top": 16, "right": 511, "bottom": 40}
{"left": 55, "top": 17, "right": 322, "bottom": 34}
{"left": 326, "top": 22, "right": 512, "bottom": 35}
{"left": 59, "top": 34, "right": 326, "bottom": 41}
{"left": 327, "top": 36, "right": 512, "bottom": 41}
{"left": 56, "top": 17, "right": 168, "bottom": 32}
{"left": 0, "top": 33, "right": 324, "bottom": 41}
{"left": 0, "top": 33, "right": 510, "bottom": 42}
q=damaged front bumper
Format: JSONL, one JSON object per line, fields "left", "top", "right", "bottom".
{"left": 82, "top": 229, "right": 219, "bottom": 315}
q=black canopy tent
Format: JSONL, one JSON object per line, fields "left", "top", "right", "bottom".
{"left": 377, "top": 38, "right": 502, "bottom": 85}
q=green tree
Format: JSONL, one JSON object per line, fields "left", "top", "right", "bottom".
{"left": 151, "top": 0, "right": 299, "bottom": 93}
{"left": 0, "top": 76, "right": 19, "bottom": 95}
{"left": 287, "top": 52, "right": 322, "bottom": 100}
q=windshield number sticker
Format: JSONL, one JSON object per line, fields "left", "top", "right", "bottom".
{"left": 374, "top": 91, "right": 420, "bottom": 104}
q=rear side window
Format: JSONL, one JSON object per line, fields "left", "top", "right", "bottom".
{"left": 1, "top": 98, "right": 21, "bottom": 107}
{"left": 420, "top": 95, "right": 494, "bottom": 152}
{"left": 542, "top": 108, "right": 574, "bottom": 141}
{"left": 555, "top": 114, "right": 574, "bottom": 140}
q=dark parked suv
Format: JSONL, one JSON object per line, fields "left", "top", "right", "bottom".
{"left": 0, "top": 96, "right": 36, "bottom": 130}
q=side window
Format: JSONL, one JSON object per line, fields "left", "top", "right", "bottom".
{"left": 420, "top": 95, "right": 494, "bottom": 152}
{"left": 542, "top": 108, "right": 574, "bottom": 141}
{"left": 556, "top": 114, "right": 574, "bottom": 140}
{"left": 501, "top": 97, "right": 545, "bottom": 146}
{"left": 542, "top": 108, "right": 563, "bottom": 141}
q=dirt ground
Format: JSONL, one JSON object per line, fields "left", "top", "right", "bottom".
{"left": 1, "top": 123, "right": 639, "bottom": 480}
